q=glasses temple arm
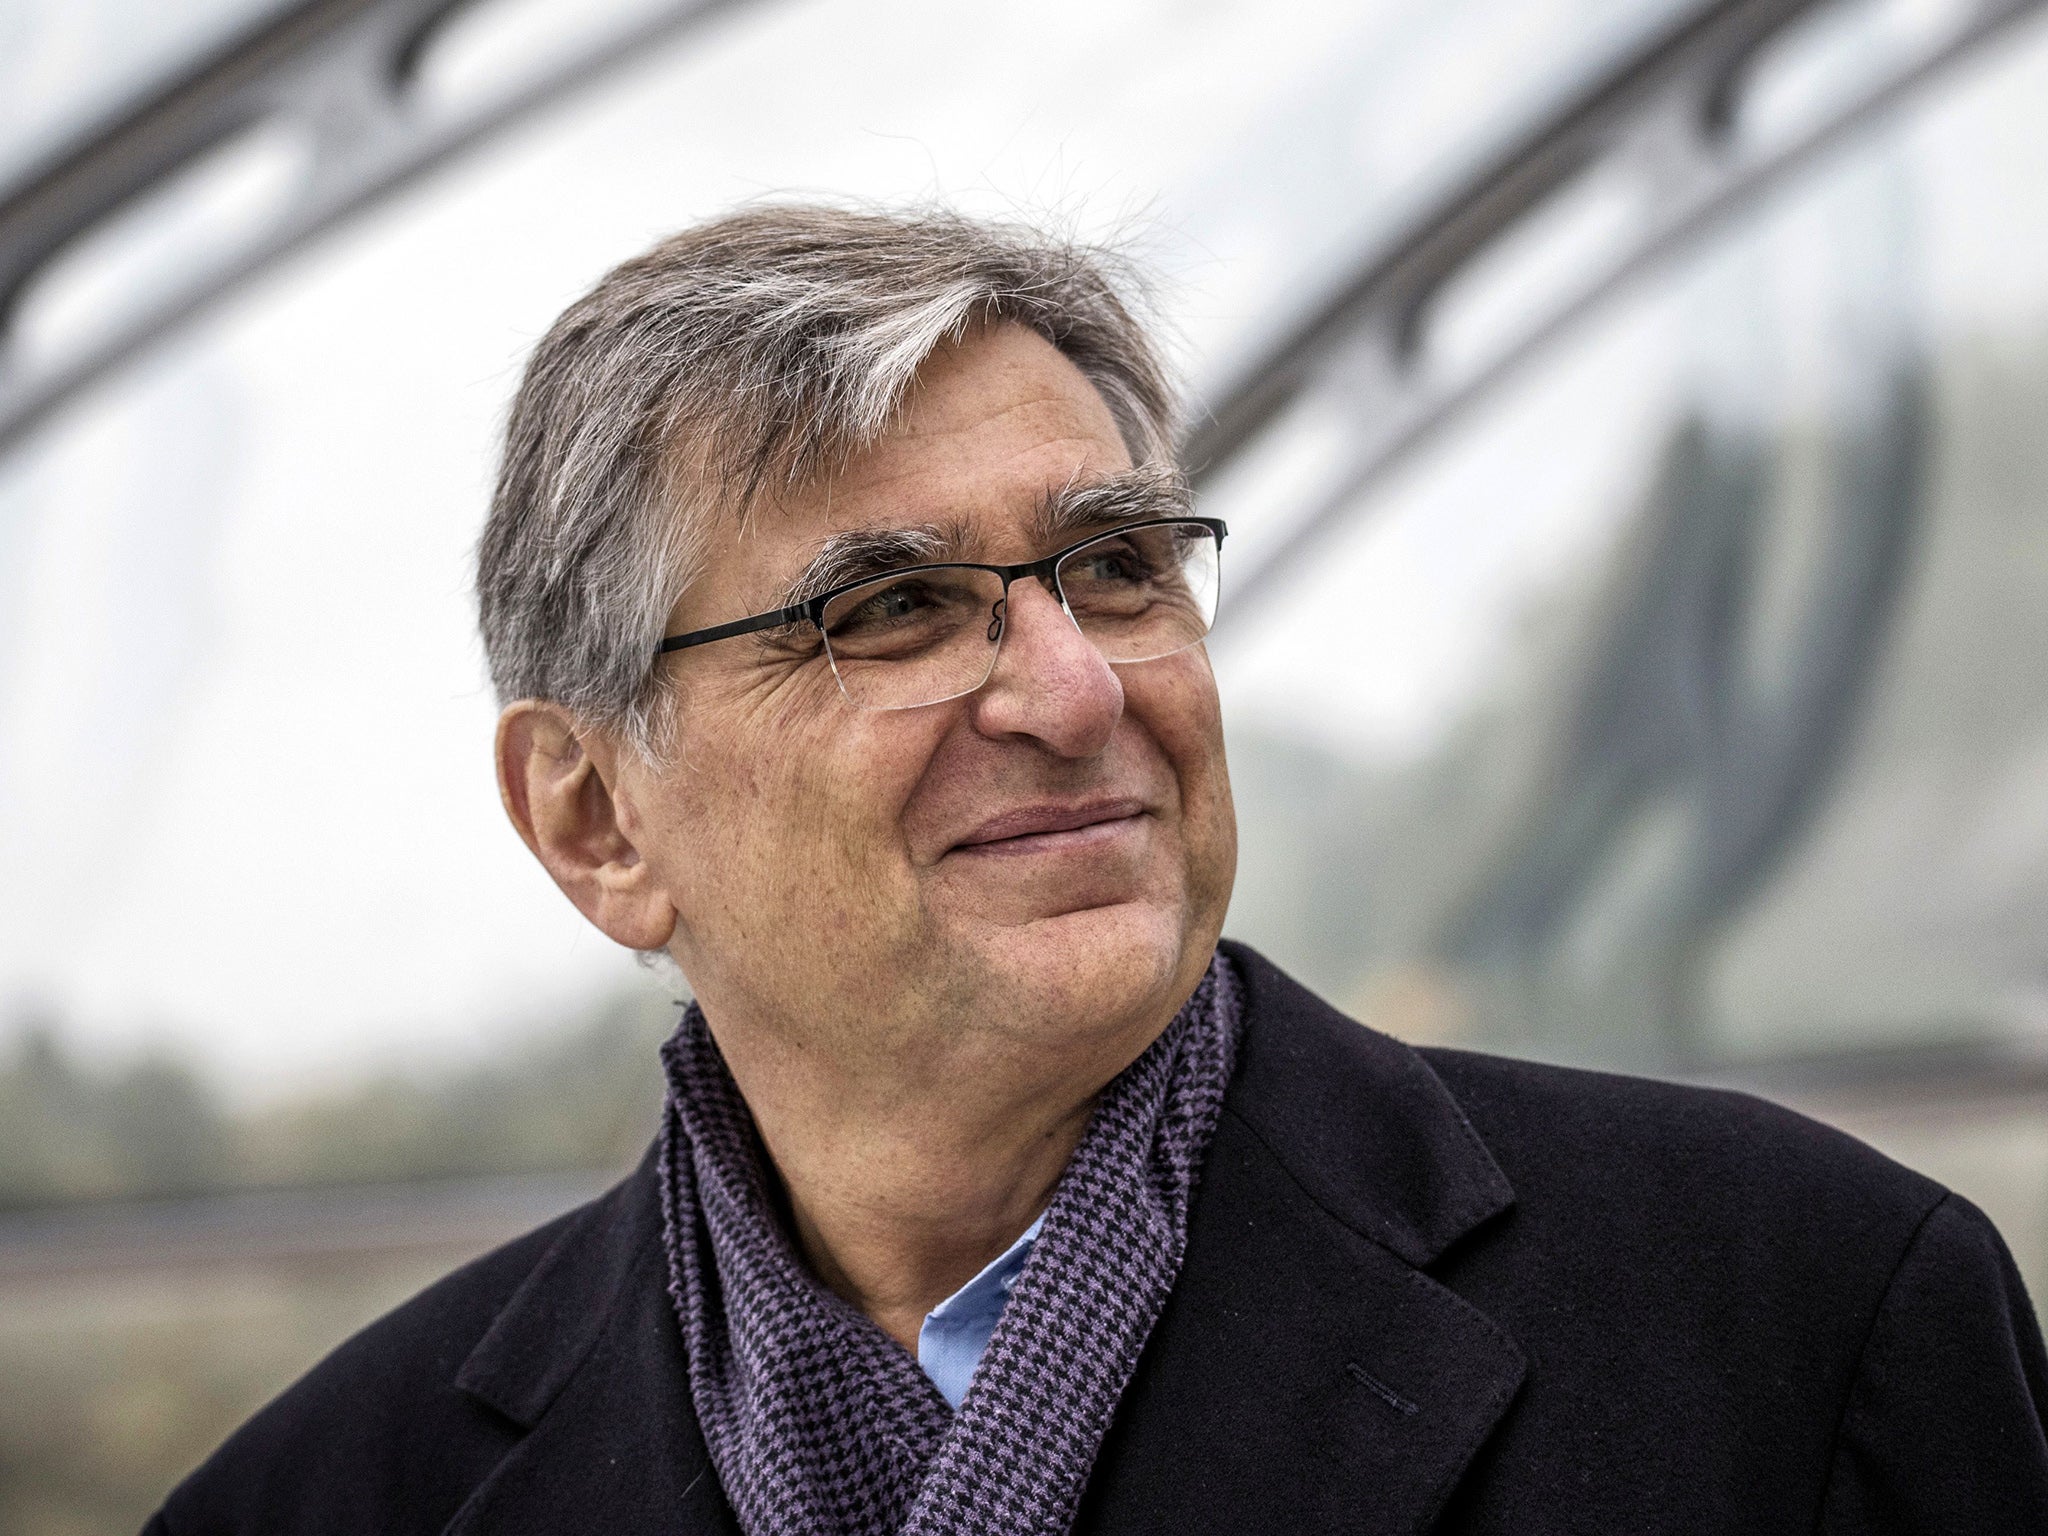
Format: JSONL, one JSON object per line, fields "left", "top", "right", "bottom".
{"left": 655, "top": 601, "right": 815, "bottom": 655}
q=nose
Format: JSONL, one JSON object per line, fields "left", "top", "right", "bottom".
{"left": 967, "top": 574, "right": 1123, "bottom": 757}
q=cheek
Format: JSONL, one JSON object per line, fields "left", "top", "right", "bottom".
{"left": 1131, "top": 653, "right": 1230, "bottom": 805}
{"left": 664, "top": 700, "right": 948, "bottom": 907}
{"left": 1127, "top": 655, "right": 1237, "bottom": 892}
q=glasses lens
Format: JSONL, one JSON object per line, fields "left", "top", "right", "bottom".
{"left": 1056, "top": 521, "right": 1220, "bottom": 663}
{"left": 818, "top": 565, "right": 1008, "bottom": 709}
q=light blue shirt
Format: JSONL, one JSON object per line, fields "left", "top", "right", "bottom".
{"left": 916, "top": 1213, "right": 1043, "bottom": 1408}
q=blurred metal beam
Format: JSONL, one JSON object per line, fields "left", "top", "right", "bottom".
{"left": 1196, "top": 0, "right": 2048, "bottom": 625}
{"left": 0, "top": 0, "right": 758, "bottom": 456}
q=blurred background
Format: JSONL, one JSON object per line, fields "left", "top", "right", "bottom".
{"left": 5, "top": 0, "right": 2048, "bottom": 1528}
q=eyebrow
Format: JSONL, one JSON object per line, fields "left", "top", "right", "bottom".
{"left": 779, "top": 522, "right": 962, "bottom": 610}
{"left": 1034, "top": 464, "right": 1193, "bottom": 543}
{"left": 774, "top": 465, "right": 1194, "bottom": 610}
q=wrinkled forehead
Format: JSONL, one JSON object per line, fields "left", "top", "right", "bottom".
{"left": 788, "top": 322, "right": 1133, "bottom": 535}
{"left": 689, "top": 324, "right": 1166, "bottom": 608}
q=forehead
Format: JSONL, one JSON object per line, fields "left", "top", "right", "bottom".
{"left": 765, "top": 325, "right": 1130, "bottom": 550}
{"left": 842, "top": 322, "right": 1130, "bottom": 507}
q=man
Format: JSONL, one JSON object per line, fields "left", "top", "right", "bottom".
{"left": 149, "top": 206, "right": 2048, "bottom": 1535}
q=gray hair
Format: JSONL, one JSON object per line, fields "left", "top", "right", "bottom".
{"left": 475, "top": 203, "right": 1180, "bottom": 753}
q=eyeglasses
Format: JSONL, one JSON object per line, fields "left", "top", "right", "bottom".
{"left": 654, "top": 517, "right": 1227, "bottom": 711}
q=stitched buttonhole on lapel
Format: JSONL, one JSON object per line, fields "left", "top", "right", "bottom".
{"left": 1345, "top": 1361, "right": 1419, "bottom": 1417}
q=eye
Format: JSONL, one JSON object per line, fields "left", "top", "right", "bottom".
{"left": 828, "top": 577, "right": 941, "bottom": 635}
{"left": 1078, "top": 545, "right": 1139, "bottom": 579}
{"left": 871, "top": 586, "right": 923, "bottom": 620}
{"left": 1068, "top": 540, "right": 1155, "bottom": 586}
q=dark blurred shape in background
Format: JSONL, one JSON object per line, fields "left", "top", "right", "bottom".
{"left": 0, "top": 986, "right": 672, "bottom": 1208}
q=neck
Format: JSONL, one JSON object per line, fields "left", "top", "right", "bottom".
{"left": 782, "top": 1097, "right": 1089, "bottom": 1352}
{"left": 702, "top": 1011, "right": 1142, "bottom": 1354}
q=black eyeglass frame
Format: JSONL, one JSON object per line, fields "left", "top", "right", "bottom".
{"left": 653, "top": 516, "right": 1229, "bottom": 657}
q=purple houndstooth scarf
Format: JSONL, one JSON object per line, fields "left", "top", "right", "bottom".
{"left": 656, "top": 953, "right": 1243, "bottom": 1536}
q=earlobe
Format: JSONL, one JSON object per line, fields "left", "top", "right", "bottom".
{"left": 494, "top": 702, "right": 677, "bottom": 951}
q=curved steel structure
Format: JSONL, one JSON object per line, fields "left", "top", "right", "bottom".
{"left": 1190, "top": 0, "right": 2046, "bottom": 623}
{"left": 0, "top": 0, "right": 756, "bottom": 455}
{"left": 2, "top": 0, "right": 2038, "bottom": 477}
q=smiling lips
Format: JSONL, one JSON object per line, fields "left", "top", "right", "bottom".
{"left": 950, "top": 798, "right": 1148, "bottom": 856}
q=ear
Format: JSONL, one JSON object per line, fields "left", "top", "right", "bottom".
{"left": 495, "top": 701, "right": 677, "bottom": 951}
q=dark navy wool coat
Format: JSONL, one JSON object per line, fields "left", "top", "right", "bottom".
{"left": 147, "top": 943, "right": 2048, "bottom": 1533}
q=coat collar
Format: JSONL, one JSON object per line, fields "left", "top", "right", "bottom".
{"left": 443, "top": 1147, "right": 741, "bottom": 1535}
{"left": 1219, "top": 941, "right": 1517, "bottom": 1267}
{"left": 1073, "top": 943, "right": 1526, "bottom": 1534}
{"left": 444, "top": 942, "right": 1523, "bottom": 1534}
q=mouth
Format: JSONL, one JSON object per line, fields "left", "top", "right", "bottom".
{"left": 949, "top": 797, "right": 1149, "bottom": 857}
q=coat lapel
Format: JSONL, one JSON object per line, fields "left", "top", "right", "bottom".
{"left": 441, "top": 1152, "right": 740, "bottom": 1536}
{"left": 1075, "top": 944, "right": 1527, "bottom": 1535}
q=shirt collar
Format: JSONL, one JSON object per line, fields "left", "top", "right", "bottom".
{"left": 916, "top": 1212, "right": 1044, "bottom": 1407}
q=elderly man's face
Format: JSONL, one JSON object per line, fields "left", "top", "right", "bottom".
{"left": 618, "top": 323, "right": 1234, "bottom": 1087}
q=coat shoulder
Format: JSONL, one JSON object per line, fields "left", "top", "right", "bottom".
{"left": 1222, "top": 941, "right": 1949, "bottom": 1269}
{"left": 1418, "top": 1044, "right": 1947, "bottom": 1235}
{"left": 1413, "top": 1043, "right": 1956, "bottom": 1343}
{"left": 152, "top": 1185, "right": 609, "bottom": 1536}
{"left": 1402, "top": 1045, "right": 2048, "bottom": 1528}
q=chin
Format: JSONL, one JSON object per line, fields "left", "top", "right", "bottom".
{"left": 963, "top": 899, "right": 1202, "bottom": 1047}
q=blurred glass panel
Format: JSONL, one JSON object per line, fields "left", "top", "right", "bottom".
{"left": 1217, "top": 8, "right": 2048, "bottom": 1087}
{"left": 12, "top": 118, "right": 316, "bottom": 366}
{"left": 1170, "top": 0, "right": 1695, "bottom": 373}
{"left": 0, "top": 0, "right": 299, "bottom": 189}
{"left": 1733, "top": 0, "right": 1984, "bottom": 152}
{"left": 410, "top": 0, "right": 690, "bottom": 116}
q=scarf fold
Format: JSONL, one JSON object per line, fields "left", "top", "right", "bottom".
{"left": 657, "top": 953, "right": 1243, "bottom": 1536}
